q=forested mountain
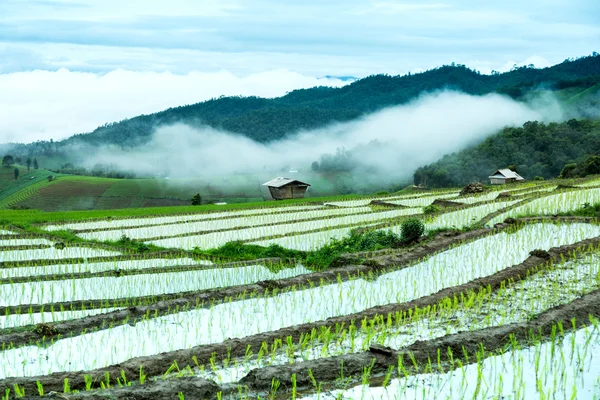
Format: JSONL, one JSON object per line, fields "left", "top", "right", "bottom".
{"left": 413, "top": 119, "right": 600, "bottom": 187}
{"left": 19, "top": 53, "right": 600, "bottom": 151}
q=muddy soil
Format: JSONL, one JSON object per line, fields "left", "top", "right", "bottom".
{"left": 0, "top": 251, "right": 195, "bottom": 269}
{"left": 2, "top": 230, "right": 598, "bottom": 396}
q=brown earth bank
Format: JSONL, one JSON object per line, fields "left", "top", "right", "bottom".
{"left": 0, "top": 244, "right": 52, "bottom": 251}
{"left": 2, "top": 229, "right": 599, "bottom": 396}
{"left": 430, "top": 198, "right": 463, "bottom": 208}
{"left": 368, "top": 200, "right": 406, "bottom": 208}
{"left": 0, "top": 247, "right": 273, "bottom": 270}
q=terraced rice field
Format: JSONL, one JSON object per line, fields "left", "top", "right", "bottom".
{"left": 0, "top": 181, "right": 599, "bottom": 399}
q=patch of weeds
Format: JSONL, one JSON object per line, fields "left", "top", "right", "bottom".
{"left": 193, "top": 241, "right": 304, "bottom": 262}
{"left": 114, "top": 235, "right": 159, "bottom": 253}
{"left": 34, "top": 323, "right": 57, "bottom": 337}
{"left": 400, "top": 218, "right": 424, "bottom": 244}
{"left": 423, "top": 204, "right": 441, "bottom": 214}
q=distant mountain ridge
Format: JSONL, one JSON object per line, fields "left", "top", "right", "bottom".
{"left": 11, "top": 53, "right": 600, "bottom": 152}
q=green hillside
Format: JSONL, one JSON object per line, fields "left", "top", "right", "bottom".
{"left": 0, "top": 171, "right": 351, "bottom": 212}
{"left": 414, "top": 119, "right": 600, "bottom": 187}
{"left": 0, "top": 165, "right": 63, "bottom": 208}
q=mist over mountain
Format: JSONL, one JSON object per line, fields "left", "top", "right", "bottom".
{"left": 1, "top": 54, "right": 599, "bottom": 194}
{"left": 414, "top": 118, "right": 600, "bottom": 187}
{"left": 77, "top": 90, "right": 555, "bottom": 183}
{"left": 5, "top": 53, "right": 598, "bottom": 153}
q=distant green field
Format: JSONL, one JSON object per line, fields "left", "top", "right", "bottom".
{"left": 0, "top": 165, "right": 64, "bottom": 208}
{"left": 0, "top": 169, "right": 351, "bottom": 214}
{"left": 563, "top": 83, "right": 600, "bottom": 104}
{"left": 0, "top": 192, "right": 372, "bottom": 226}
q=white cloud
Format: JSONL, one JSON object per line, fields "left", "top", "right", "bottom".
{"left": 0, "top": 68, "right": 348, "bottom": 143}
{"left": 497, "top": 55, "right": 552, "bottom": 73}
{"left": 1, "top": 0, "right": 598, "bottom": 78}
{"left": 83, "top": 90, "right": 562, "bottom": 181}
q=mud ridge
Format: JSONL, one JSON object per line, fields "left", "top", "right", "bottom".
{"left": 2, "top": 232, "right": 599, "bottom": 395}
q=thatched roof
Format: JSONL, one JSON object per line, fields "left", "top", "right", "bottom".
{"left": 262, "top": 177, "right": 311, "bottom": 188}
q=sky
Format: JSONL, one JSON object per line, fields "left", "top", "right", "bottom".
{"left": 0, "top": 0, "right": 599, "bottom": 143}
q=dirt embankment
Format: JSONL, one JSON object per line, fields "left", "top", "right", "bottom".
{"left": 2, "top": 230, "right": 600, "bottom": 396}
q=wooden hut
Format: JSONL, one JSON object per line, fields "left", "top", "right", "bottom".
{"left": 262, "top": 177, "right": 311, "bottom": 200}
{"left": 488, "top": 169, "right": 525, "bottom": 185}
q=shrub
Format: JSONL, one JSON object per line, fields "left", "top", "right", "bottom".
{"left": 117, "top": 235, "right": 151, "bottom": 252}
{"left": 191, "top": 193, "right": 202, "bottom": 206}
{"left": 533, "top": 176, "right": 545, "bottom": 181}
{"left": 401, "top": 218, "right": 425, "bottom": 243}
{"left": 423, "top": 204, "right": 440, "bottom": 214}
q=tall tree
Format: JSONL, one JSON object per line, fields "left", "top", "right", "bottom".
{"left": 14, "top": 167, "right": 19, "bottom": 180}
{"left": 33, "top": 158, "right": 39, "bottom": 170}
{"left": 26, "top": 158, "right": 31, "bottom": 171}
{"left": 191, "top": 193, "right": 202, "bottom": 205}
{"left": 2, "top": 155, "right": 14, "bottom": 167}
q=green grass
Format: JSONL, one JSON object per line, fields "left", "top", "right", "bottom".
{"left": 0, "top": 192, "right": 368, "bottom": 226}
{"left": 0, "top": 170, "right": 355, "bottom": 212}
{"left": 563, "top": 83, "right": 600, "bottom": 104}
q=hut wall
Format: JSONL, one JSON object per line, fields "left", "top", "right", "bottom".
{"left": 490, "top": 177, "right": 517, "bottom": 185}
{"left": 268, "top": 184, "right": 308, "bottom": 200}
{"left": 290, "top": 184, "right": 308, "bottom": 199}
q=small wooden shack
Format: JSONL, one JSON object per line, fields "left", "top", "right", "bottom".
{"left": 262, "top": 177, "right": 311, "bottom": 200}
{"left": 488, "top": 169, "right": 525, "bottom": 185}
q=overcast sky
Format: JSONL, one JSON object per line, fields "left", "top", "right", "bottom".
{"left": 1, "top": 0, "right": 599, "bottom": 143}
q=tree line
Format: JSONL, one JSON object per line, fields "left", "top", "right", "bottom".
{"left": 413, "top": 119, "right": 600, "bottom": 187}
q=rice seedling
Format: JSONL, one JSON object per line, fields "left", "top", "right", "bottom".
{"left": 0, "top": 307, "right": 121, "bottom": 330}
{"left": 0, "top": 247, "right": 121, "bottom": 263}
{"left": 76, "top": 206, "right": 378, "bottom": 242}
{"left": 42, "top": 205, "right": 329, "bottom": 232}
{"left": 0, "top": 264, "right": 311, "bottom": 307}
{"left": 148, "top": 208, "right": 422, "bottom": 250}
{"left": 191, "top": 246, "right": 600, "bottom": 384}
{"left": 300, "top": 324, "right": 600, "bottom": 399}
{"left": 1, "top": 222, "right": 595, "bottom": 378}
{"left": 0, "top": 257, "right": 207, "bottom": 279}
{"left": 488, "top": 188, "right": 600, "bottom": 225}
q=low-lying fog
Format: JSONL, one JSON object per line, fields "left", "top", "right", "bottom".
{"left": 80, "top": 90, "right": 563, "bottom": 184}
